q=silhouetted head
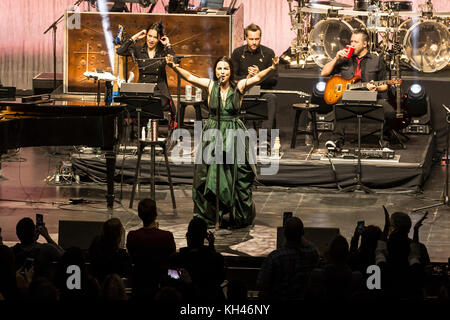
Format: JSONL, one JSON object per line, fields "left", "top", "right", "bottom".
{"left": 390, "top": 212, "right": 412, "bottom": 235}
{"left": 138, "top": 198, "right": 158, "bottom": 227}
{"left": 101, "top": 218, "right": 124, "bottom": 249}
{"left": 186, "top": 217, "right": 208, "bottom": 247}
{"left": 284, "top": 217, "right": 304, "bottom": 242}
{"left": 327, "top": 235, "right": 349, "bottom": 264}
{"left": 16, "top": 217, "right": 36, "bottom": 245}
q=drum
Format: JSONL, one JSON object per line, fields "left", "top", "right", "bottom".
{"left": 354, "top": 0, "right": 380, "bottom": 11}
{"left": 308, "top": 17, "right": 367, "bottom": 67}
{"left": 399, "top": 19, "right": 450, "bottom": 72}
{"left": 383, "top": 1, "right": 412, "bottom": 12}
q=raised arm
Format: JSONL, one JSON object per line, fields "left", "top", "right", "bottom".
{"left": 237, "top": 57, "right": 279, "bottom": 93}
{"left": 166, "top": 55, "right": 210, "bottom": 89}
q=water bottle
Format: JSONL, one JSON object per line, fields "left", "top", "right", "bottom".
{"left": 185, "top": 85, "right": 192, "bottom": 100}
{"left": 141, "top": 126, "right": 146, "bottom": 141}
{"left": 305, "top": 124, "right": 312, "bottom": 146}
{"left": 273, "top": 137, "right": 281, "bottom": 157}
{"left": 195, "top": 87, "right": 202, "bottom": 101}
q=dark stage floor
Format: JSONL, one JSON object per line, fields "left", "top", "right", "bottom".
{"left": 1, "top": 146, "right": 449, "bottom": 263}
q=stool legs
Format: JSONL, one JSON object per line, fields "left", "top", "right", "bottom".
{"left": 163, "top": 144, "right": 176, "bottom": 209}
{"left": 129, "top": 142, "right": 145, "bottom": 208}
{"left": 291, "top": 109, "right": 301, "bottom": 149}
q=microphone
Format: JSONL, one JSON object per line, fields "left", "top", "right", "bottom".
{"left": 219, "top": 75, "right": 224, "bottom": 84}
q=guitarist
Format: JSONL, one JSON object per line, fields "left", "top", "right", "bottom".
{"left": 321, "top": 29, "right": 396, "bottom": 137}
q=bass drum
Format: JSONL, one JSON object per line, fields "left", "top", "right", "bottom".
{"left": 308, "top": 17, "right": 367, "bottom": 68}
{"left": 399, "top": 19, "right": 450, "bottom": 73}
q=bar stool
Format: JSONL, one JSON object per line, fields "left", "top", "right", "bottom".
{"left": 129, "top": 138, "right": 176, "bottom": 209}
{"left": 177, "top": 98, "right": 206, "bottom": 128}
{"left": 290, "top": 102, "right": 319, "bottom": 149}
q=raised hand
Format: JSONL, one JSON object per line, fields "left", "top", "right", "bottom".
{"left": 413, "top": 211, "right": 428, "bottom": 242}
{"left": 132, "top": 29, "right": 147, "bottom": 41}
{"left": 160, "top": 36, "right": 170, "bottom": 47}
{"left": 165, "top": 54, "right": 178, "bottom": 68}
{"left": 382, "top": 205, "right": 390, "bottom": 239}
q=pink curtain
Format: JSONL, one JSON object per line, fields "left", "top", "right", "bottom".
{"left": 1, "top": 0, "right": 450, "bottom": 89}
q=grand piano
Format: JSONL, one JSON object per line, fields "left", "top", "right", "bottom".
{"left": 0, "top": 97, "right": 124, "bottom": 208}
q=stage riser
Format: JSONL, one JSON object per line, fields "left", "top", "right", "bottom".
{"left": 275, "top": 71, "right": 449, "bottom": 152}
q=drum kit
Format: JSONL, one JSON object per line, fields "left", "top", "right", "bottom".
{"left": 286, "top": 0, "right": 450, "bottom": 73}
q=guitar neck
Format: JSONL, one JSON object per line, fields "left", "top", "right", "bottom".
{"left": 260, "top": 89, "right": 310, "bottom": 97}
{"left": 349, "top": 80, "right": 389, "bottom": 90}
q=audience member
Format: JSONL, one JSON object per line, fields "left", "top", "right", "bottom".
{"left": 307, "top": 235, "right": 363, "bottom": 300}
{"left": 126, "top": 198, "right": 176, "bottom": 299}
{"left": 11, "top": 217, "right": 63, "bottom": 271}
{"left": 55, "top": 247, "right": 100, "bottom": 300}
{"left": 349, "top": 224, "right": 382, "bottom": 277}
{"left": 28, "top": 276, "right": 59, "bottom": 300}
{"left": 170, "top": 217, "right": 225, "bottom": 302}
{"left": 256, "top": 217, "right": 319, "bottom": 300}
{"left": 101, "top": 273, "right": 128, "bottom": 301}
{"left": 376, "top": 211, "right": 430, "bottom": 299}
{"left": 88, "top": 218, "right": 131, "bottom": 283}
{"left": 0, "top": 243, "right": 19, "bottom": 300}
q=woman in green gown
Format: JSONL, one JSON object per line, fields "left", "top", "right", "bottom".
{"left": 166, "top": 55, "right": 279, "bottom": 228}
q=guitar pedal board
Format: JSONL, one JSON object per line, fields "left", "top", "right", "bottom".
{"left": 327, "top": 147, "right": 395, "bottom": 160}
{"left": 403, "top": 124, "right": 430, "bottom": 135}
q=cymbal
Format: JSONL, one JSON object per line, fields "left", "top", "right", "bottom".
{"left": 307, "top": 1, "right": 353, "bottom": 9}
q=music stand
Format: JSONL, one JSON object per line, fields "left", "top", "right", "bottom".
{"left": 335, "top": 102, "right": 384, "bottom": 193}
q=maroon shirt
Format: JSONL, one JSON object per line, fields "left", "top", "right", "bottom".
{"left": 126, "top": 227, "right": 176, "bottom": 285}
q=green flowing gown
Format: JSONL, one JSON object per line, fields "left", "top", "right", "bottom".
{"left": 192, "top": 81, "right": 256, "bottom": 229}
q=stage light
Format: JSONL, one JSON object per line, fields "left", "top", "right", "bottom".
{"left": 315, "top": 81, "right": 326, "bottom": 94}
{"left": 310, "top": 81, "right": 334, "bottom": 131}
{"left": 403, "top": 83, "right": 431, "bottom": 134}
{"left": 311, "top": 81, "right": 332, "bottom": 114}
{"left": 410, "top": 84, "right": 423, "bottom": 96}
{"left": 406, "top": 84, "right": 428, "bottom": 117}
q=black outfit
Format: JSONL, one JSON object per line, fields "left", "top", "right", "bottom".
{"left": 116, "top": 39, "right": 175, "bottom": 114}
{"left": 331, "top": 52, "right": 396, "bottom": 125}
{"left": 170, "top": 245, "right": 225, "bottom": 302}
{"left": 232, "top": 44, "right": 278, "bottom": 131}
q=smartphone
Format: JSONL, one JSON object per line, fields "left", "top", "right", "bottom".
{"left": 36, "top": 213, "right": 44, "bottom": 229}
{"left": 168, "top": 269, "right": 180, "bottom": 280}
{"left": 357, "top": 221, "right": 365, "bottom": 235}
{"left": 283, "top": 212, "right": 293, "bottom": 227}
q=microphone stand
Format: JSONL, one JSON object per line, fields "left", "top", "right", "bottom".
{"left": 412, "top": 104, "right": 450, "bottom": 211}
{"left": 44, "top": 0, "right": 84, "bottom": 91}
{"left": 216, "top": 78, "right": 222, "bottom": 230}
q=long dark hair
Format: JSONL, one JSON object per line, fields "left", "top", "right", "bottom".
{"left": 145, "top": 22, "right": 165, "bottom": 51}
{"left": 213, "top": 56, "right": 236, "bottom": 87}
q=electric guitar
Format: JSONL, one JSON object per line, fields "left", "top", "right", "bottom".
{"left": 324, "top": 75, "right": 400, "bottom": 105}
